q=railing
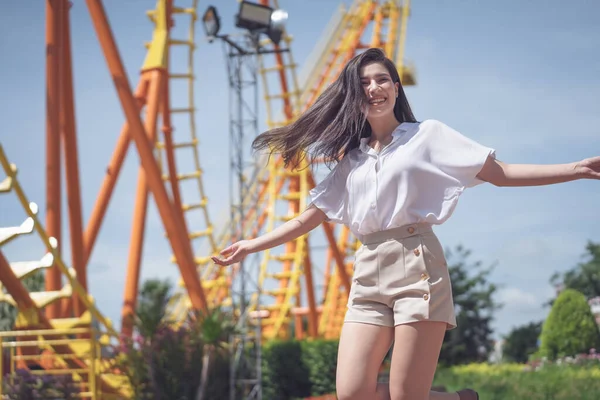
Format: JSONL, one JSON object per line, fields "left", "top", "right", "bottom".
{"left": 0, "top": 326, "right": 128, "bottom": 399}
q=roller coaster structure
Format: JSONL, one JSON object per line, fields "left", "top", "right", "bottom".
{"left": 0, "top": 0, "right": 415, "bottom": 397}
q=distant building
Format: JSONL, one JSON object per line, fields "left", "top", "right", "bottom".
{"left": 489, "top": 339, "right": 504, "bottom": 363}
{"left": 588, "top": 296, "right": 600, "bottom": 325}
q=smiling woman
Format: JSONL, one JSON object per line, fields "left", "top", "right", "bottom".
{"left": 211, "top": 47, "right": 600, "bottom": 400}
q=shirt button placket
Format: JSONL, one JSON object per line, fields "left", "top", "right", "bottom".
{"left": 372, "top": 158, "right": 378, "bottom": 209}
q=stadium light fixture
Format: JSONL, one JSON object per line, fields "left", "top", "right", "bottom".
{"left": 234, "top": 1, "right": 288, "bottom": 45}
{"left": 202, "top": 1, "right": 289, "bottom": 52}
{"left": 202, "top": 5, "right": 221, "bottom": 41}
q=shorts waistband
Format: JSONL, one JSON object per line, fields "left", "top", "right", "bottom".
{"left": 361, "top": 223, "right": 433, "bottom": 245}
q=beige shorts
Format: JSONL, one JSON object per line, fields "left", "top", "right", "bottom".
{"left": 345, "top": 223, "right": 457, "bottom": 330}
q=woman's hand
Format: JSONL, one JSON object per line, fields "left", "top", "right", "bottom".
{"left": 211, "top": 239, "right": 254, "bottom": 266}
{"left": 211, "top": 205, "right": 327, "bottom": 266}
{"left": 575, "top": 156, "right": 600, "bottom": 180}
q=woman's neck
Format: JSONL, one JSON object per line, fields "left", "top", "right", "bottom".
{"left": 367, "top": 117, "right": 401, "bottom": 148}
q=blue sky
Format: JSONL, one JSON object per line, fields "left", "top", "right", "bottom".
{"left": 1, "top": 0, "right": 599, "bottom": 340}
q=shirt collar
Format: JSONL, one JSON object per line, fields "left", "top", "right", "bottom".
{"left": 359, "top": 122, "right": 409, "bottom": 155}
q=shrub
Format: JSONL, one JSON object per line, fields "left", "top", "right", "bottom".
{"left": 433, "top": 362, "right": 600, "bottom": 400}
{"left": 260, "top": 339, "right": 339, "bottom": 398}
{"left": 147, "top": 326, "right": 203, "bottom": 400}
{"left": 114, "top": 325, "right": 229, "bottom": 400}
{"left": 538, "top": 289, "right": 600, "bottom": 360}
{"left": 2, "top": 369, "right": 76, "bottom": 399}
{"left": 262, "top": 340, "right": 312, "bottom": 399}
{"left": 301, "top": 340, "right": 338, "bottom": 396}
{"left": 205, "top": 352, "right": 230, "bottom": 400}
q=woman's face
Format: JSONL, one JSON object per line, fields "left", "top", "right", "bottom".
{"left": 360, "top": 62, "right": 398, "bottom": 119}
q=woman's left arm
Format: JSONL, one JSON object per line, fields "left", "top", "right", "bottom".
{"left": 477, "top": 156, "right": 600, "bottom": 187}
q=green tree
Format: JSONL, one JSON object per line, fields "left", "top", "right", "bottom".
{"left": 539, "top": 288, "right": 600, "bottom": 360}
{"left": 134, "top": 278, "right": 173, "bottom": 340}
{"left": 502, "top": 321, "right": 542, "bottom": 363}
{"left": 117, "top": 278, "right": 175, "bottom": 400}
{"left": 188, "top": 307, "right": 236, "bottom": 400}
{"left": 439, "top": 245, "right": 501, "bottom": 366}
{"left": 550, "top": 241, "right": 600, "bottom": 299}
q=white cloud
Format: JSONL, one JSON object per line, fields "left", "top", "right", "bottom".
{"left": 497, "top": 287, "right": 541, "bottom": 310}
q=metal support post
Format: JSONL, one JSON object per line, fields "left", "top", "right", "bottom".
{"left": 223, "top": 34, "right": 263, "bottom": 400}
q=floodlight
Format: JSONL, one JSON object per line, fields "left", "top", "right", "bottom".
{"left": 202, "top": 5, "right": 221, "bottom": 39}
{"left": 267, "top": 9, "right": 288, "bottom": 45}
{"left": 235, "top": 0, "right": 288, "bottom": 45}
{"left": 235, "top": 1, "right": 273, "bottom": 31}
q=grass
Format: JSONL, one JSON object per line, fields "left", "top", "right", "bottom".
{"left": 433, "top": 363, "right": 600, "bottom": 400}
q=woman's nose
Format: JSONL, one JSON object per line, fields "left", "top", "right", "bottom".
{"left": 367, "top": 81, "right": 378, "bottom": 94}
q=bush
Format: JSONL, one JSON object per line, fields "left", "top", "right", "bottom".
{"left": 538, "top": 289, "right": 600, "bottom": 360}
{"left": 433, "top": 362, "right": 600, "bottom": 400}
{"left": 2, "top": 369, "right": 76, "bottom": 399}
{"left": 114, "top": 325, "right": 229, "bottom": 400}
{"left": 262, "top": 340, "right": 312, "bottom": 399}
{"left": 301, "top": 340, "right": 338, "bottom": 396}
{"left": 260, "top": 339, "right": 338, "bottom": 399}
{"left": 147, "top": 326, "right": 203, "bottom": 400}
{"left": 205, "top": 352, "right": 231, "bottom": 400}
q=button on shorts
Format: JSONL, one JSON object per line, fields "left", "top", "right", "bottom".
{"left": 345, "top": 223, "right": 457, "bottom": 330}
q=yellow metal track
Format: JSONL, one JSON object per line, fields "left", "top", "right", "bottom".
{"left": 0, "top": 145, "right": 128, "bottom": 399}
{"left": 145, "top": 1, "right": 231, "bottom": 322}
{"left": 245, "top": 0, "right": 315, "bottom": 339}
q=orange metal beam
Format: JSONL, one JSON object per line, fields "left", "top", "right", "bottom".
{"left": 276, "top": 177, "right": 299, "bottom": 305}
{"left": 306, "top": 173, "right": 351, "bottom": 294}
{"left": 302, "top": 243, "right": 318, "bottom": 338}
{"left": 304, "top": 49, "right": 339, "bottom": 110}
{"left": 331, "top": 2, "right": 376, "bottom": 80}
{"left": 82, "top": 78, "right": 149, "bottom": 268}
{"left": 121, "top": 70, "right": 163, "bottom": 337}
{"left": 321, "top": 223, "right": 351, "bottom": 294}
{"left": 59, "top": 0, "right": 86, "bottom": 318}
{"left": 85, "top": 0, "right": 207, "bottom": 311}
{"left": 45, "top": 0, "right": 63, "bottom": 319}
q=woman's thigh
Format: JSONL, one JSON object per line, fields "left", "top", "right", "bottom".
{"left": 336, "top": 321, "right": 394, "bottom": 399}
{"left": 389, "top": 321, "right": 447, "bottom": 400}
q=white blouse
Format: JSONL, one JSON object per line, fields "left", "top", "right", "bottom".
{"left": 309, "top": 119, "right": 495, "bottom": 241}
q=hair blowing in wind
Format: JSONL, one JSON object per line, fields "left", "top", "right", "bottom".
{"left": 251, "top": 48, "right": 417, "bottom": 169}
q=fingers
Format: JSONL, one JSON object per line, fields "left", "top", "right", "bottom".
{"left": 211, "top": 255, "right": 228, "bottom": 265}
{"left": 220, "top": 244, "right": 235, "bottom": 256}
{"left": 211, "top": 255, "right": 231, "bottom": 266}
{"left": 211, "top": 251, "right": 239, "bottom": 266}
{"left": 213, "top": 241, "right": 248, "bottom": 265}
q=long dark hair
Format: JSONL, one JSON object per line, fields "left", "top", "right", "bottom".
{"left": 252, "top": 48, "right": 416, "bottom": 169}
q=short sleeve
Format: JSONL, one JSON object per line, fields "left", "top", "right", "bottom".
{"left": 308, "top": 156, "right": 350, "bottom": 224}
{"left": 427, "top": 120, "right": 495, "bottom": 189}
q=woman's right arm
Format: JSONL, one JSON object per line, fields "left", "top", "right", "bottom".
{"left": 211, "top": 204, "right": 327, "bottom": 266}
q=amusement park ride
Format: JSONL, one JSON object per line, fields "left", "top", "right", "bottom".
{"left": 0, "top": 0, "right": 415, "bottom": 398}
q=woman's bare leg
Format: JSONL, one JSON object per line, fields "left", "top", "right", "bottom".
{"left": 335, "top": 321, "right": 462, "bottom": 400}
{"left": 336, "top": 321, "right": 394, "bottom": 400}
{"left": 388, "top": 321, "right": 458, "bottom": 400}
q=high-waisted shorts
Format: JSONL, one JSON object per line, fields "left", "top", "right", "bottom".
{"left": 345, "top": 223, "right": 457, "bottom": 330}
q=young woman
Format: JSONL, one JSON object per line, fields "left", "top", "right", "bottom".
{"left": 212, "top": 48, "right": 600, "bottom": 400}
